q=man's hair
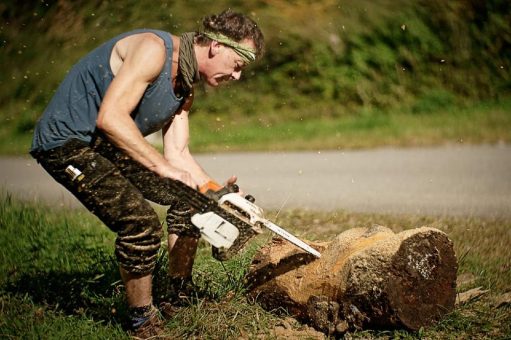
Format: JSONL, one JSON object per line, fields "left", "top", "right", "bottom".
{"left": 196, "top": 10, "right": 265, "bottom": 59}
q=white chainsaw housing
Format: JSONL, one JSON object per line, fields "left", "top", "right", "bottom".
{"left": 191, "top": 212, "right": 239, "bottom": 249}
{"left": 192, "top": 193, "right": 321, "bottom": 258}
{"left": 218, "top": 193, "right": 265, "bottom": 224}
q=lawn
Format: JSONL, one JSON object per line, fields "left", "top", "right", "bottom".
{"left": 1, "top": 194, "right": 509, "bottom": 339}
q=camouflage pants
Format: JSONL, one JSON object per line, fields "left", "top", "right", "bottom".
{"left": 31, "top": 137, "right": 200, "bottom": 275}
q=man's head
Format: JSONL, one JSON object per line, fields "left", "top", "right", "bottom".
{"left": 195, "top": 10, "right": 264, "bottom": 86}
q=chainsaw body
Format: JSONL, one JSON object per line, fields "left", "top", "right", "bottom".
{"left": 191, "top": 193, "right": 263, "bottom": 250}
{"left": 191, "top": 191, "right": 321, "bottom": 258}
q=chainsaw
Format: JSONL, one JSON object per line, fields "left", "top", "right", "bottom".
{"left": 191, "top": 181, "right": 321, "bottom": 259}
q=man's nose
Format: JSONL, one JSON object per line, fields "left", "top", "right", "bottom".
{"left": 231, "top": 70, "right": 242, "bottom": 80}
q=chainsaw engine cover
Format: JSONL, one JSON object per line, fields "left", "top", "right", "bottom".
{"left": 218, "top": 193, "right": 265, "bottom": 224}
{"left": 191, "top": 212, "right": 239, "bottom": 249}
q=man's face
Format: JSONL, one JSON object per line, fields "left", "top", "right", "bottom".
{"left": 203, "top": 39, "right": 255, "bottom": 87}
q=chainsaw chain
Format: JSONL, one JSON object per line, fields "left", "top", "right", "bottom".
{"left": 167, "top": 179, "right": 258, "bottom": 261}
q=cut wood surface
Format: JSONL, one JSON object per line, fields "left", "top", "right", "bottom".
{"left": 246, "top": 226, "right": 457, "bottom": 335}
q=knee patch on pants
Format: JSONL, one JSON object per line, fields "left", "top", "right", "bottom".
{"left": 166, "top": 201, "right": 200, "bottom": 238}
{"left": 115, "top": 216, "right": 164, "bottom": 276}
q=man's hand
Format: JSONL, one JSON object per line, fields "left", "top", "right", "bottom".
{"left": 156, "top": 164, "right": 196, "bottom": 188}
{"left": 224, "top": 175, "right": 244, "bottom": 196}
{"left": 224, "top": 175, "right": 238, "bottom": 187}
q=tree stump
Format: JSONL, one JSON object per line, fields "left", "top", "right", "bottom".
{"left": 246, "top": 225, "right": 457, "bottom": 335}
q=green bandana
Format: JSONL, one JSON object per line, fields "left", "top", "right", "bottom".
{"left": 178, "top": 32, "right": 200, "bottom": 97}
{"left": 202, "top": 31, "right": 256, "bottom": 64}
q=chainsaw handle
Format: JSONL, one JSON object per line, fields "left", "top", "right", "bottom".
{"left": 227, "top": 183, "right": 239, "bottom": 193}
{"left": 226, "top": 184, "right": 256, "bottom": 203}
{"left": 200, "top": 180, "right": 255, "bottom": 203}
{"left": 199, "top": 181, "right": 238, "bottom": 201}
{"left": 199, "top": 181, "right": 239, "bottom": 194}
{"left": 223, "top": 184, "right": 256, "bottom": 203}
{"left": 199, "top": 180, "right": 223, "bottom": 194}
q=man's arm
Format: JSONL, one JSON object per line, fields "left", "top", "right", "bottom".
{"left": 96, "top": 33, "right": 195, "bottom": 187}
{"left": 162, "top": 97, "right": 212, "bottom": 188}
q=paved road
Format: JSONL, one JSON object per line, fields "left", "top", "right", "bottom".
{"left": 1, "top": 144, "right": 510, "bottom": 218}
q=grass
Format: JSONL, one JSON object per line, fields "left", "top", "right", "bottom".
{"left": 188, "top": 98, "right": 511, "bottom": 153}
{"left": 1, "top": 194, "right": 510, "bottom": 339}
{"left": 1, "top": 98, "right": 510, "bottom": 156}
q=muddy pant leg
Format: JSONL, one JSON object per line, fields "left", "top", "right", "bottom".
{"left": 35, "top": 141, "right": 163, "bottom": 275}
{"left": 92, "top": 139, "right": 200, "bottom": 238}
{"left": 165, "top": 201, "right": 200, "bottom": 238}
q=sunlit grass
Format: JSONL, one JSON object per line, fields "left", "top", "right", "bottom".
{"left": 4, "top": 99, "right": 509, "bottom": 156}
{"left": 189, "top": 99, "right": 511, "bottom": 153}
{"left": 1, "top": 194, "right": 510, "bottom": 338}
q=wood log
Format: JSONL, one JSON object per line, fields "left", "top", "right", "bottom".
{"left": 246, "top": 225, "right": 457, "bottom": 335}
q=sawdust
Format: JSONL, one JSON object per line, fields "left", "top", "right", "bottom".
{"left": 271, "top": 317, "right": 326, "bottom": 339}
{"left": 242, "top": 317, "right": 326, "bottom": 339}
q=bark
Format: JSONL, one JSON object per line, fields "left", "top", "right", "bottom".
{"left": 246, "top": 225, "right": 457, "bottom": 335}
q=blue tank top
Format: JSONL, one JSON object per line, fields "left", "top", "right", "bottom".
{"left": 31, "top": 29, "right": 183, "bottom": 152}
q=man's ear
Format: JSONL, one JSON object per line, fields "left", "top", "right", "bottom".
{"left": 209, "top": 40, "right": 222, "bottom": 57}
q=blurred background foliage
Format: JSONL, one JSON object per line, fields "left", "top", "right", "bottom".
{"left": 0, "top": 0, "right": 510, "bottom": 150}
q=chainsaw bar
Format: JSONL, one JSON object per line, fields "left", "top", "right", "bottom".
{"left": 217, "top": 193, "right": 321, "bottom": 258}
{"left": 261, "top": 220, "right": 321, "bottom": 258}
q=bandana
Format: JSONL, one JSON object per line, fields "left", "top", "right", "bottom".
{"left": 202, "top": 31, "right": 257, "bottom": 64}
{"left": 178, "top": 32, "right": 200, "bottom": 97}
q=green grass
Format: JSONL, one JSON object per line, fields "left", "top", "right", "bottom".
{"left": 1, "top": 194, "right": 510, "bottom": 339}
{"left": 4, "top": 98, "right": 510, "bottom": 156}
{"left": 188, "top": 98, "right": 511, "bottom": 153}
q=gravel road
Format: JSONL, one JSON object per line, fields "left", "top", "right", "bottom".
{"left": 1, "top": 144, "right": 510, "bottom": 218}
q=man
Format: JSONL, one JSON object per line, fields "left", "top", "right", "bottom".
{"left": 30, "top": 10, "right": 264, "bottom": 338}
